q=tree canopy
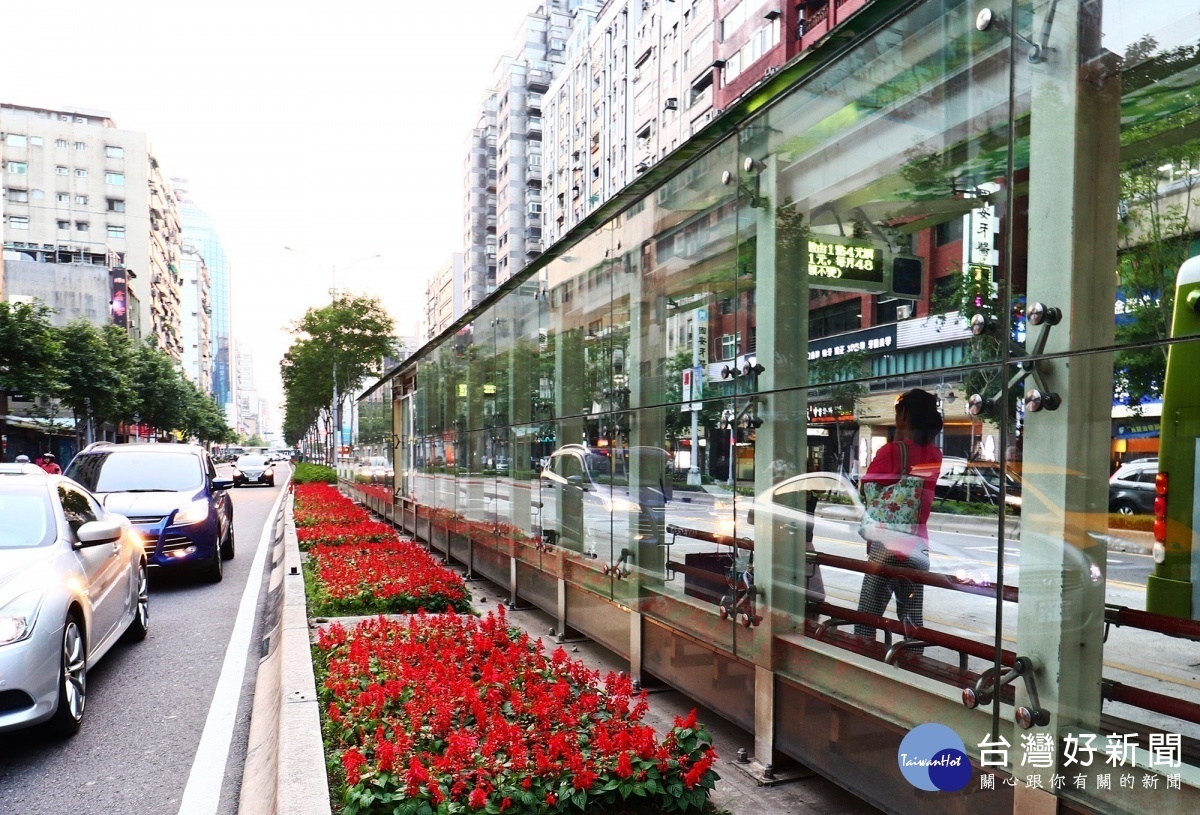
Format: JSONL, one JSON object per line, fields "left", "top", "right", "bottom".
{"left": 281, "top": 292, "right": 398, "bottom": 451}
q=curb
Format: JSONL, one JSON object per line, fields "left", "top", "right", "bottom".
{"left": 277, "top": 499, "right": 331, "bottom": 815}
{"left": 239, "top": 490, "right": 331, "bottom": 815}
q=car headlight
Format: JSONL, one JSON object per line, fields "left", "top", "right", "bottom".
{"left": 175, "top": 499, "right": 211, "bottom": 525}
{"left": 0, "top": 590, "right": 45, "bottom": 647}
{"left": 231, "top": 467, "right": 241, "bottom": 475}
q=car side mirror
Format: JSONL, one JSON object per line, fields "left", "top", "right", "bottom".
{"left": 76, "top": 518, "right": 123, "bottom": 547}
{"left": 212, "top": 477, "right": 234, "bottom": 491}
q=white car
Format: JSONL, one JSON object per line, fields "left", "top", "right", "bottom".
{"left": 0, "top": 464, "right": 148, "bottom": 736}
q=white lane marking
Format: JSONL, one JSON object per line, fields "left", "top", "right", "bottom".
{"left": 178, "top": 484, "right": 287, "bottom": 815}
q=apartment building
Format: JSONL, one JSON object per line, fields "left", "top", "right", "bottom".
{"left": 541, "top": 0, "right": 875, "bottom": 244}
{"left": 422, "top": 253, "right": 464, "bottom": 340}
{"left": 0, "top": 104, "right": 184, "bottom": 359}
{"left": 178, "top": 240, "right": 213, "bottom": 394}
{"left": 543, "top": 0, "right": 718, "bottom": 245}
{"left": 461, "top": 1, "right": 582, "bottom": 312}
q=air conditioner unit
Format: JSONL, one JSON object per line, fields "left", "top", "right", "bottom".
{"left": 713, "top": 108, "right": 725, "bottom": 116}
{"left": 896, "top": 304, "right": 914, "bottom": 320}
{"left": 764, "top": 65, "right": 779, "bottom": 77}
{"left": 664, "top": 97, "right": 678, "bottom": 110}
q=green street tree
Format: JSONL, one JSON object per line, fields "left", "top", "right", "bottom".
{"left": 1114, "top": 139, "right": 1200, "bottom": 409}
{"left": 282, "top": 292, "right": 397, "bottom": 463}
{"left": 56, "top": 319, "right": 135, "bottom": 445}
{"left": 130, "top": 341, "right": 191, "bottom": 437}
{"left": 180, "top": 380, "right": 235, "bottom": 444}
{"left": 0, "top": 301, "right": 62, "bottom": 398}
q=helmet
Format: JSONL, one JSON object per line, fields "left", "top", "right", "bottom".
{"left": 15, "top": 454, "right": 30, "bottom": 463}
{"left": 43, "top": 453, "right": 55, "bottom": 461}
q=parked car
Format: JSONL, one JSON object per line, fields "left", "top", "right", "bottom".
{"left": 935, "top": 457, "right": 1022, "bottom": 513}
{"left": 355, "top": 456, "right": 394, "bottom": 484}
{"left": 64, "top": 443, "right": 234, "bottom": 583}
{"left": 232, "top": 454, "right": 276, "bottom": 488}
{"left": 0, "top": 463, "right": 149, "bottom": 736}
{"left": 539, "top": 444, "right": 673, "bottom": 555}
{"left": 1108, "top": 458, "right": 1158, "bottom": 515}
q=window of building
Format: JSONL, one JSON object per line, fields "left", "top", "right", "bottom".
{"left": 29, "top": 136, "right": 43, "bottom": 147}
{"left": 107, "top": 198, "right": 125, "bottom": 212}
{"left": 5, "top": 133, "right": 27, "bottom": 148}
{"left": 55, "top": 165, "right": 68, "bottom": 175}
{"left": 56, "top": 192, "right": 70, "bottom": 203}
{"left": 809, "top": 300, "right": 862, "bottom": 339}
{"left": 76, "top": 221, "right": 89, "bottom": 232}
{"left": 6, "top": 189, "right": 29, "bottom": 203}
{"left": 105, "top": 172, "right": 125, "bottom": 185}
{"left": 720, "top": 332, "right": 741, "bottom": 359}
{"left": 74, "top": 141, "right": 87, "bottom": 151}
{"left": 55, "top": 138, "right": 69, "bottom": 148}
{"left": 9, "top": 216, "right": 30, "bottom": 230}
{"left": 75, "top": 194, "right": 88, "bottom": 205}
{"left": 57, "top": 219, "right": 70, "bottom": 230}
{"left": 105, "top": 145, "right": 124, "bottom": 158}
{"left": 934, "top": 217, "right": 963, "bottom": 246}
{"left": 75, "top": 168, "right": 88, "bottom": 177}
{"left": 31, "top": 189, "right": 44, "bottom": 200}
{"left": 7, "top": 161, "right": 28, "bottom": 174}
{"left": 106, "top": 225, "right": 125, "bottom": 238}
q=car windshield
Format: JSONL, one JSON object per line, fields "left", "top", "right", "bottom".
{"left": 237, "top": 455, "right": 269, "bottom": 467}
{"left": 66, "top": 451, "right": 204, "bottom": 493}
{"left": 0, "top": 486, "right": 55, "bottom": 549}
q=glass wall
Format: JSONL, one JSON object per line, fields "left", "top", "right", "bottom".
{"left": 391, "top": 2, "right": 1200, "bottom": 812}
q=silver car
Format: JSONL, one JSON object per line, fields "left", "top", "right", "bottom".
{"left": 0, "top": 463, "right": 149, "bottom": 736}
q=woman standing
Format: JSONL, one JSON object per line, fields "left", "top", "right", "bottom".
{"left": 854, "top": 388, "right": 943, "bottom": 641}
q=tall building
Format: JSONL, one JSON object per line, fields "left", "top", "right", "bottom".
{"left": 177, "top": 239, "right": 212, "bottom": 393}
{"left": 461, "top": 1, "right": 582, "bottom": 311}
{"left": 234, "top": 344, "right": 260, "bottom": 440}
{"left": 0, "top": 103, "right": 184, "bottom": 358}
{"left": 542, "top": 0, "right": 876, "bottom": 244}
{"left": 422, "top": 253, "right": 464, "bottom": 340}
{"left": 174, "top": 179, "right": 234, "bottom": 419}
{"left": 543, "top": 0, "right": 719, "bottom": 245}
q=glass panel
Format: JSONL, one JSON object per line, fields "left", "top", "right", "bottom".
{"left": 743, "top": 0, "right": 1020, "bottom": 752}
{"left": 612, "top": 135, "right": 742, "bottom": 644}
{"left": 544, "top": 221, "right": 615, "bottom": 591}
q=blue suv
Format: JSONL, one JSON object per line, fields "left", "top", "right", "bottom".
{"left": 64, "top": 443, "right": 235, "bottom": 582}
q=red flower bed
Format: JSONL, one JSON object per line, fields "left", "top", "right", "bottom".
{"left": 295, "top": 483, "right": 370, "bottom": 528}
{"left": 298, "top": 520, "right": 398, "bottom": 550}
{"left": 306, "top": 540, "right": 472, "bottom": 616}
{"left": 317, "top": 609, "right": 719, "bottom": 814}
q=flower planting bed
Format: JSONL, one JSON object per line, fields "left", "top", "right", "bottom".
{"left": 296, "top": 482, "right": 722, "bottom": 814}
{"left": 315, "top": 609, "right": 720, "bottom": 815}
{"left": 295, "top": 483, "right": 472, "bottom": 618}
{"left": 304, "top": 540, "right": 473, "bottom": 617}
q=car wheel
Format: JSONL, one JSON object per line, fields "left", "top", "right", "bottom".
{"left": 1113, "top": 501, "right": 1137, "bottom": 516}
{"left": 47, "top": 613, "right": 87, "bottom": 737}
{"left": 201, "top": 541, "right": 224, "bottom": 583}
{"left": 221, "top": 524, "right": 236, "bottom": 561}
{"left": 123, "top": 561, "right": 150, "bottom": 642}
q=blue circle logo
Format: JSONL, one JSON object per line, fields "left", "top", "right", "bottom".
{"left": 897, "top": 724, "right": 971, "bottom": 792}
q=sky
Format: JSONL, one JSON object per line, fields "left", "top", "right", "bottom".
{"left": 3, "top": 0, "right": 537, "bottom": 428}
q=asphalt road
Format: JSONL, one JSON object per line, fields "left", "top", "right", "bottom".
{"left": 0, "top": 467, "right": 284, "bottom": 815}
